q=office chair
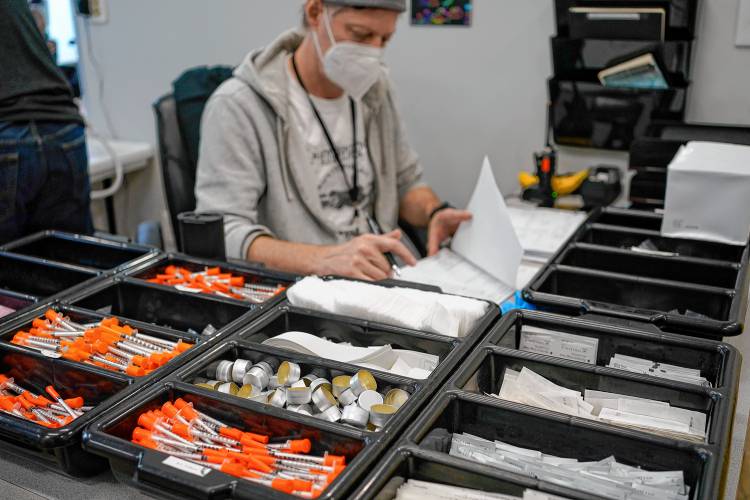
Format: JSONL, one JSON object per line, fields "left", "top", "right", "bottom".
{"left": 153, "top": 66, "right": 233, "bottom": 250}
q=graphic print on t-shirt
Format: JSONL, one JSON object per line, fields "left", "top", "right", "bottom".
{"left": 287, "top": 61, "right": 375, "bottom": 240}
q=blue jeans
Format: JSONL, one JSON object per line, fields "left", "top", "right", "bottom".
{"left": 0, "top": 121, "right": 93, "bottom": 244}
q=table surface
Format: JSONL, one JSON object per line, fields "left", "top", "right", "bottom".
{"left": 0, "top": 229, "right": 747, "bottom": 499}
{"left": 87, "top": 137, "right": 154, "bottom": 185}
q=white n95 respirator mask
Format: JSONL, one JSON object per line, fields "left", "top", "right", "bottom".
{"left": 312, "top": 8, "right": 386, "bottom": 100}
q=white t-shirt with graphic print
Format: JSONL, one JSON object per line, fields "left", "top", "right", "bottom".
{"left": 286, "top": 63, "right": 374, "bottom": 240}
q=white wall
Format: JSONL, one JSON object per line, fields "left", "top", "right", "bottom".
{"left": 76, "top": 0, "right": 750, "bottom": 236}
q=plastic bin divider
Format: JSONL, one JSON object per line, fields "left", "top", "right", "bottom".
{"left": 484, "top": 310, "right": 740, "bottom": 391}
{"left": 83, "top": 380, "right": 378, "bottom": 500}
{"left": 403, "top": 391, "right": 718, "bottom": 500}
{"left": 0, "top": 251, "right": 102, "bottom": 300}
{"left": 1, "top": 230, "right": 158, "bottom": 273}
{"left": 560, "top": 243, "right": 740, "bottom": 289}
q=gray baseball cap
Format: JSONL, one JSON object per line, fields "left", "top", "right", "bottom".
{"left": 324, "top": 0, "right": 406, "bottom": 12}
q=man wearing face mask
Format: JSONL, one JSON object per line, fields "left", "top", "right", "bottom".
{"left": 195, "top": 0, "right": 471, "bottom": 281}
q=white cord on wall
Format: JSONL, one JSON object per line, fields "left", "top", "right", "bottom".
{"left": 80, "top": 15, "right": 122, "bottom": 200}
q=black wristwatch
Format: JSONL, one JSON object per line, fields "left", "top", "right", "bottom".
{"left": 428, "top": 201, "right": 454, "bottom": 222}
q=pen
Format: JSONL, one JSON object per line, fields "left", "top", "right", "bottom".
{"left": 366, "top": 217, "right": 402, "bottom": 277}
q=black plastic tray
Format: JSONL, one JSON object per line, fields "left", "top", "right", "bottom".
{"left": 524, "top": 208, "right": 750, "bottom": 338}
{"left": 0, "top": 303, "right": 231, "bottom": 476}
{"left": 65, "top": 278, "right": 261, "bottom": 337}
{"left": 175, "top": 339, "right": 424, "bottom": 437}
{"left": 0, "top": 289, "right": 37, "bottom": 326}
{"left": 554, "top": 0, "right": 701, "bottom": 41}
{"left": 125, "top": 253, "right": 296, "bottom": 306}
{"left": 83, "top": 381, "right": 383, "bottom": 500}
{"left": 349, "top": 445, "right": 606, "bottom": 500}
{"left": 452, "top": 345, "right": 727, "bottom": 447}
{"left": 487, "top": 310, "right": 740, "bottom": 391}
{"left": 402, "top": 391, "right": 718, "bottom": 499}
{"left": 0, "top": 339, "right": 132, "bottom": 476}
{"left": 0, "top": 251, "right": 101, "bottom": 301}
{"left": 1, "top": 230, "right": 158, "bottom": 273}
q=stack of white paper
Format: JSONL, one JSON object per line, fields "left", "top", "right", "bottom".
{"left": 494, "top": 367, "right": 706, "bottom": 442}
{"left": 607, "top": 354, "right": 711, "bottom": 387}
{"left": 287, "top": 276, "right": 490, "bottom": 338}
{"left": 393, "top": 480, "right": 569, "bottom": 500}
{"left": 507, "top": 206, "right": 587, "bottom": 263}
{"left": 450, "top": 433, "right": 689, "bottom": 500}
{"left": 262, "top": 331, "right": 438, "bottom": 379}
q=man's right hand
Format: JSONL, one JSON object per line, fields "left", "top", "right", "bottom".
{"left": 316, "top": 229, "right": 418, "bottom": 281}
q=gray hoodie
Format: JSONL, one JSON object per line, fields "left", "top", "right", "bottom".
{"left": 195, "top": 29, "right": 425, "bottom": 259}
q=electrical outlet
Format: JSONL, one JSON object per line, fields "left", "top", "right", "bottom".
{"left": 89, "top": 0, "right": 108, "bottom": 24}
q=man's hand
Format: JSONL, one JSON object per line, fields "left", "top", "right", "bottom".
{"left": 427, "top": 209, "right": 472, "bottom": 256}
{"left": 316, "top": 229, "right": 418, "bottom": 281}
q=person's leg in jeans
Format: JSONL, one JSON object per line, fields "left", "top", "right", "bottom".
{"left": 0, "top": 121, "right": 93, "bottom": 245}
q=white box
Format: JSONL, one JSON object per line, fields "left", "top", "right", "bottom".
{"left": 661, "top": 141, "right": 750, "bottom": 246}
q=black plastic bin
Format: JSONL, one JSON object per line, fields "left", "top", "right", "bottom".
{"left": 0, "top": 340, "right": 131, "bottom": 476}
{"left": 126, "top": 253, "right": 296, "bottom": 306}
{"left": 66, "top": 278, "right": 259, "bottom": 336}
{"left": 451, "top": 345, "right": 728, "bottom": 447}
{"left": 83, "top": 382, "right": 381, "bottom": 500}
{"left": 1, "top": 231, "right": 157, "bottom": 273}
{"left": 0, "top": 302, "right": 232, "bottom": 476}
{"left": 487, "top": 310, "right": 740, "bottom": 391}
{"left": 176, "top": 338, "right": 424, "bottom": 436}
{"left": 349, "top": 445, "right": 606, "bottom": 500}
{"left": 524, "top": 208, "right": 750, "bottom": 338}
{"left": 0, "top": 289, "right": 37, "bottom": 325}
{"left": 403, "top": 392, "right": 718, "bottom": 499}
{"left": 0, "top": 251, "right": 100, "bottom": 300}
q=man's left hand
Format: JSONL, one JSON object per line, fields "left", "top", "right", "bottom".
{"left": 427, "top": 209, "right": 472, "bottom": 256}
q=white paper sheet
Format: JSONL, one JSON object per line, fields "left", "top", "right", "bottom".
{"left": 507, "top": 206, "right": 587, "bottom": 260}
{"left": 452, "top": 157, "right": 523, "bottom": 287}
{"left": 399, "top": 249, "right": 515, "bottom": 304}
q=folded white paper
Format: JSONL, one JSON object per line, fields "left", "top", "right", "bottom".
{"left": 495, "top": 367, "right": 706, "bottom": 442}
{"left": 450, "top": 433, "right": 688, "bottom": 500}
{"left": 262, "top": 331, "right": 439, "bottom": 379}
{"left": 287, "top": 276, "right": 489, "bottom": 338}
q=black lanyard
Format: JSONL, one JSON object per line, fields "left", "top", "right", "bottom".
{"left": 291, "top": 52, "right": 360, "bottom": 205}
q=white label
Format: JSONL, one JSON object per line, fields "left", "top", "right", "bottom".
{"left": 162, "top": 456, "right": 211, "bottom": 477}
{"left": 40, "top": 349, "right": 62, "bottom": 358}
{"left": 519, "top": 327, "right": 598, "bottom": 365}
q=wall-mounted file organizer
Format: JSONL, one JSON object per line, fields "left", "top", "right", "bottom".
{"left": 552, "top": 37, "right": 692, "bottom": 84}
{"left": 554, "top": 0, "right": 700, "bottom": 41}
{"left": 549, "top": 79, "right": 687, "bottom": 150}
{"left": 549, "top": 0, "right": 700, "bottom": 151}
{"left": 523, "top": 208, "right": 750, "bottom": 338}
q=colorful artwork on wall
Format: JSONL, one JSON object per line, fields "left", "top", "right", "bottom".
{"left": 411, "top": 0, "right": 473, "bottom": 26}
